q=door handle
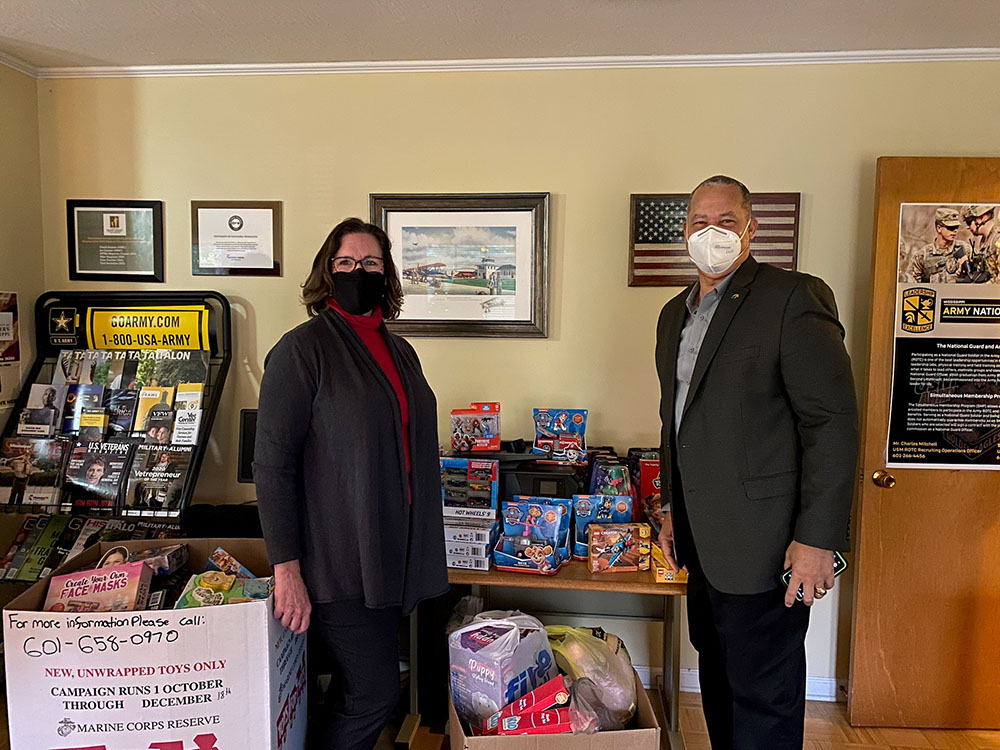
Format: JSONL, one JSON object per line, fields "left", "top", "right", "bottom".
{"left": 872, "top": 470, "right": 896, "bottom": 489}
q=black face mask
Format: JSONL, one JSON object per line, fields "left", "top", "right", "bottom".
{"left": 331, "top": 268, "right": 385, "bottom": 315}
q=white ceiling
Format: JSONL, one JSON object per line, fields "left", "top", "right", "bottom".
{"left": 2, "top": 0, "right": 1000, "bottom": 72}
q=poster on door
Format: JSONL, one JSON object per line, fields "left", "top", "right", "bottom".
{"left": 887, "top": 202, "right": 1000, "bottom": 469}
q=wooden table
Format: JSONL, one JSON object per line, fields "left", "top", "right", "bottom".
{"left": 441, "top": 563, "right": 687, "bottom": 750}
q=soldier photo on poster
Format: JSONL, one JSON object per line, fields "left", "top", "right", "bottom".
{"left": 888, "top": 202, "right": 1000, "bottom": 469}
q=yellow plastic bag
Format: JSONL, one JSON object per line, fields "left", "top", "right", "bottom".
{"left": 545, "top": 625, "right": 636, "bottom": 729}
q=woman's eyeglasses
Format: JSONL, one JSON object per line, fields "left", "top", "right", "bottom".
{"left": 332, "top": 256, "right": 384, "bottom": 272}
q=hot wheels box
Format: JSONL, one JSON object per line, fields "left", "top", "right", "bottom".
{"left": 447, "top": 554, "right": 492, "bottom": 571}
{"left": 3, "top": 538, "right": 307, "bottom": 750}
{"left": 588, "top": 523, "right": 652, "bottom": 573}
{"left": 444, "top": 520, "right": 500, "bottom": 545}
{"left": 441, "top": 458, "right": 499, "bottom": 520}
{"left": 573, "top": 495, "right": 632, "bottom": 559}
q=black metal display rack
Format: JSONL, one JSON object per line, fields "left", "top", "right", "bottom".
{"left": 0, "top": 290, "right": 232, "bottom": 522}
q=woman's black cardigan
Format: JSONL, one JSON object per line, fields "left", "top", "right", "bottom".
{"left": 253, "top": 307, "right": 448, "bottom": 613}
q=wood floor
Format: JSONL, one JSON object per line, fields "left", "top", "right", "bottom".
{"left": 678, "top": 692, "right": 1000, "bottom": 750}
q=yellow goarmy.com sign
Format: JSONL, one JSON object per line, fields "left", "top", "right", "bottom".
{"left": 86, "top": 305, "right": 211, "bottom": 350}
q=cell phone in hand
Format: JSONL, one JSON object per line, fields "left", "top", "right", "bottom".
{"left": 780, "top": 550, "right": 848, "bottom": 601}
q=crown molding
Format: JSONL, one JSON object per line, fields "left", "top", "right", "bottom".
{"left": 0, "top": 50, "right": 39, "bottom": 78}
{"left": 6, "top": 47, "right": 999, "bottom": 80}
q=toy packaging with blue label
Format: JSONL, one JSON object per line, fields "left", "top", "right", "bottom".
{"left": 573, "top": 495, "right": 633, "bottom": 559}
{"left": 589, "top": 456, "right": 633, "bottom": 497}
{"left": 512, "top": 495, "right": 572, "bottom": 562}
{"left": 440, "top": 457, "right": 499, "bottom": 520}
{"left": 531, "top": 408, "right": 588, "bottom": 464}
{"left": 493, "top": 499, "right": 567, "bottom": 575}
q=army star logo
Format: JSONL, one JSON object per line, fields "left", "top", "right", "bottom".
{"left": 901, "top": 288, "right": 936, "bottom": 333}
{"left": 53, "top": 312, "right": 71, "bottom": 331}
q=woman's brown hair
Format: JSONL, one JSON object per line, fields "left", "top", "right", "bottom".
{"left": 301, "top": 218, "right": 404, "bottom": 319}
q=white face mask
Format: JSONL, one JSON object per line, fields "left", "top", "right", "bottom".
{"left": 686, "top": 219, "right": 751, "bottom": 275}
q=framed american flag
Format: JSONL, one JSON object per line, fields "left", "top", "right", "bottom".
{"left": 628, "top": 192, "right": 801, "bottom": 286}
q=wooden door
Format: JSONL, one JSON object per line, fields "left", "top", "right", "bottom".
{"left": 849, "top": 157, "right": 1000, "bottom": 728}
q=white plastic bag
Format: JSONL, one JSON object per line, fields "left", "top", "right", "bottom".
{"left": 449, "top": 611, "right": 556, "bottom": 727}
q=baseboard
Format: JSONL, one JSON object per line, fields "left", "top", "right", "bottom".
{"left": 634, "top": 666, "right": 842, "bottom": 703}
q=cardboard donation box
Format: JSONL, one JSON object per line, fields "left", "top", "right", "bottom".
{"left": 3, "top": 538, "right": 307, "bottom": 750}
{"left": 449, "top": 669, "right": 660, "bottom": 749}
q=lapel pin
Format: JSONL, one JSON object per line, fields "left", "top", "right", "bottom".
{"left": 731, "top": 293, "right": 740, "bottom": 300}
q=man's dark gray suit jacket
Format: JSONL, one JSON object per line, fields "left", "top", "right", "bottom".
{"left": 655, "top": 256, "right": 859, "bottom": 594}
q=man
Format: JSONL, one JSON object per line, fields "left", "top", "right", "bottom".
{"left": 909, "top": 208, "right": 970, "bottom": 283}
{"left": 963, "top": 204, "right": 1000, "bottom": 283}
{"left": 654, "top": 176, "right": 859, "bottom": 749}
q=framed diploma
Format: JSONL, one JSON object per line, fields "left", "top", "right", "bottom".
{"left": 191, "top": 200, "right": 282, "bottom": 276}
{"left": 67, "top": 200, "right": 164, "bottom": 282}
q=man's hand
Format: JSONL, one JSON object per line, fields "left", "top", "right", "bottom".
{"left": 783, "top": 541, "right": 835, "bottom": 607}
{"left": 657, "top": 510, "right": 681, "bottom": 574}
{"left": 273, "top": 559, "right": 312, "bottom": 634}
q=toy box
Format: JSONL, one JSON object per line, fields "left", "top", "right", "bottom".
{"left": 444, "top": 520, "right": 499, "bottom": 544}
{"left": 651, "top": 541, "right": 689, "bottom": 584}
{"left": 588, "top": 523, "right": 652, "bottom": 573}
{"left": 636, "top": 458, "right": 662, "bottom": 524}
{"left": 128, "top": 543, "right": 188, "bottom": 576}
{"left": 513, "top": 495, "right": 571, "bottom": 562}
{"left": 447, "top": 554, "right": 491, "bottom": 572}
{"left": 206, "top": 545, "right": 256, "bottom": 579}
{"left": 42, "top": 560, "right": 152, "bottom": 612}
{"left": 573, "top": 495, "right": 633, "bottom": 559}
{"left": 441, "top": 458, "right": 499, "bottom": 520}
{"left": 532, "top": 408, "right": 588, "bottom": 464}
{"left": 482, "top": 675, "right": 570, "bottom": 735}
{"left": 4, "top": 538, "right": 307, "bottom": 750}
{"left": 590, "top": 457, "right": 633, "bottom": 497}
{"left": 493, "top": 500, "right": 567, "bottom": 575}
{"left": 451, "top": 402, "right": 501, "bottom": 452}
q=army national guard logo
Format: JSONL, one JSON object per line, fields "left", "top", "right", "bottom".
{"left": 901, "top": 287, "right": 936, "bottom": 333}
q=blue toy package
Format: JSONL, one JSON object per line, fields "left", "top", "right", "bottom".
{"left": 589, "top": 458, "right": 633, "bottom": 496}
{"left": 513, "top": 495, "right": 572, "bottom": 563}
{"left": 493, "top": 499, "right": 567, "bottom": 575}
{"left": 531, "top": 408, "right": 589, "bottom": 464}
{"left": 573, "top": 495, "right": 633, "bottom": 559}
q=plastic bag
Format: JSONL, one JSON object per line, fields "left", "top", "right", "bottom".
{"left": 449, "top": 611, "right": 556, "bottom": 726}
{"left": 546, "top": 625, "right": 636, "bottom": 730}
{"left": 445, "top": 595, "right": 484, "bottom": 635}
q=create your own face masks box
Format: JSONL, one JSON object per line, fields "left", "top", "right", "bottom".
{"left": 2, "top": 538, "right": 306, "bottom": 750}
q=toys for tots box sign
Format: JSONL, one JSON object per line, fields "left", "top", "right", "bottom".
{"left": 2, "top": 539, "right": 307, "bottom": 750}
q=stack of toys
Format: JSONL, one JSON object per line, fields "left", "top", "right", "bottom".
{"left": 572, "top": 495, "right": 632, "bottom": 559}
{"left": 587, "top": 523, "right": 652, "bottom": 573}
{"left": 441, "top": 458, "right": 500, "bottom": 571}
{"left": 450, "top": 402, "right": 501, "bottom": 452}
{"left": 532, "top": 408, "right": 588, "bottom": 464}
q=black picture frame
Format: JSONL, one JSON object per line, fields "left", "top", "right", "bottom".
{"left": 191, "top": 200, "right": 283, "bottom": 277}
{"left": 370, "top": 192, "right": 549, "bottom": 337}
{"left": 66, "top": 199, "right": 165, "bottom": 283}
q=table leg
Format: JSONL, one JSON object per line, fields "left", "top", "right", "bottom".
{"left": 661, "top": 596, "right": 685, "bottom": 750}
{"left": 398, "top": 608, "right": 422, "bottom": 745}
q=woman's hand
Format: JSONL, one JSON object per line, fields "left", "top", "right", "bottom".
{"left": 273, "top": 560, "right": 312, "bottom": 634}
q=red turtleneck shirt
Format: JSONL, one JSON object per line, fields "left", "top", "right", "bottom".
{"left": 328, "top": 298, "right": 411, "bottom": 495}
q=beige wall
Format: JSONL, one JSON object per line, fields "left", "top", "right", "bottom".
{"left": 0, "top": 64, "right": 44, "bottom": 391}
{"left": 29, "top": 60, "right": 1000, "bottom": 683}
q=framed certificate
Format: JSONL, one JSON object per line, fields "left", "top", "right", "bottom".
{"left": 191, "top": 200, "right": 282, "bottom": 276}
{"left": 67, "top": 200, "right": 164, "bottom": 282}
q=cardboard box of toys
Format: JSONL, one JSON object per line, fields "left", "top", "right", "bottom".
{"left": 448, "top": 668, "right": 661, "bottom": 749}
{"left": 3, "top": 538, "right": 307, "bottom": 750}
{"left": 587, "top": 524, "right": 652, "bottom": 573}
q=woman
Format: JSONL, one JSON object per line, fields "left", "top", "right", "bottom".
{"left": 254, "top": 218, "right": 447, "bottom": 750}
